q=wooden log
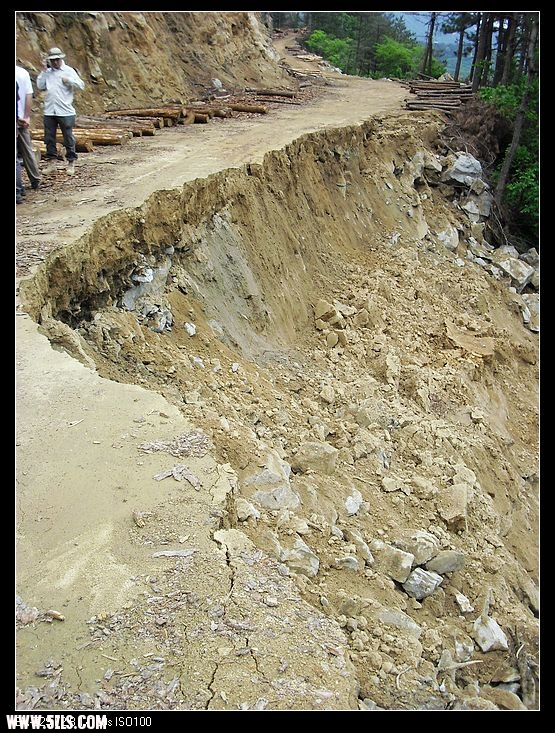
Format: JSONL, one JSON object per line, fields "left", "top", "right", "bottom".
{"left": 75, "top": 128, "right": 134, "bottom": 139}
{"left": 31, "top": 129, "right": 128, "bottom": 146}
{"left": 180, "top": 110, "right": 196, "bottom": 125}
{"left": 185, "top": 107, "right": 215, "bottom": 118}
{"left": 407, "top": 98, "right": 462, "bottom": 105}
{"left": 76, "top": 132, "right": 129, "bottom": 145}
{"left": 192, "top": 113, "right": 209, "bottom": 124}
{"left": 410, "top": 82, "right": 468, "bottom": 89}
{"left": 35, "top": 141, "right": 92, "bottom": 154}
{"left": 35, "top": 142, "right": 65, "bottom": 156}
{"left": 406, "top": 100, "right": 462, "bottom": 106}
{"left": 409, "top": 97, "right": 467, "bottom": 104}
{"left": 229, "top": 103, "right": 267, "bottom": 114}
{"left": 255, "top": 97, "right": 301, "bottom": 105}
{"left": 105, "top": 107, "right": 182, "bottom": 121}
{"left": 76, "top": 115, "right": 157, "bottom": 136}
{"left": 107, "top": 115, "right": 165, "bottom": 129}
{"left": 412, "top": 89, "right": 473, "bottom": 97}
{"left": 82, "top": 113, "right": 164, "bottom": 129}
{"left": 245, "top": 88, "right": 296, "bottom": 97}
{"left": 406, "top": 102, "right": 461, "bottom": 111}
{"left": 77, "top": 117, "right": 141, "bottom": 132}
{"left": 185, "top": 105, "right": 234, "bottom": 118}
{"left": 212, "top": 108, "right": 233, "bottom": 118}
{"left": 75, "top": 139, "right": 96, "bottom": 152}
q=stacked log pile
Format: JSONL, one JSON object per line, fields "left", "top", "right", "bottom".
{"left": 77, "top": 114, "right": 162, "bottom": 134}
{"left": 405, "top": 80, "right": 474, "bottom": 113}
{"left": 30, "top": 90, "right": 302, "bottom": 159}
{"left": 105, "top": 104, "right": 184, "bottom": 126}
{"left": 30, "top": 127, "right": 130, "bottom": 151}
{"left": 106, "top": 100, "right": 271, "bottom": 123}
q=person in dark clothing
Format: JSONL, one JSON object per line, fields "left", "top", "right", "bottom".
{"left": 16, "top": 81, "right": 24, "bottom": 204}
{"left": 16, "top": 64, "right": 41, "bottom": 191}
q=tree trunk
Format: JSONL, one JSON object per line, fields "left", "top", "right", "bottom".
{"left": 501, "top": 13, "right": 519, "bottom": 85}
{"left": 494, "top": 15, "right": 538, "bottom": 206}
{"left": 420, "top": 12, "right": 436, "bottom": 77}
{"left": 481, "top": 13, "right": 495, "bottom": 86}
{"left": 492, "top": 15, "right": 508, "bottom": 86}
{"left": 469, "top": 12, "right": 482, "bottom": 86}
{"left": 454, "top": 28, "right": 465, "bottom": 81}
{"left": 472, "top": 12, "right": 489, "bottom": 92}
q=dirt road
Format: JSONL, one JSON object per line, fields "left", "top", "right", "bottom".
{"left": 16, "top": 70, "right": 409, "bottom": 274}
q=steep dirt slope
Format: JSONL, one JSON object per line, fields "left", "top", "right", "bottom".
{"left": 15, "top": 13, "right": 539, "bottom": 712}
{"left": 15, "top": 11, "right": 288, "bottom": 114}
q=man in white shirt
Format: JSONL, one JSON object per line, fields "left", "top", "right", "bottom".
{"left": 36, "top": 46, "right": 85, "bottom": 176}
{"left": 16, "top": 64, "right": 41, "bottom": 191}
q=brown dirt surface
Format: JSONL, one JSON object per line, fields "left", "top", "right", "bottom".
{"left": 15, "top": 19, "right": 539, "bottom": 713}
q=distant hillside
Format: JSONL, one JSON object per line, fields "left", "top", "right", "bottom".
{"left": 390, "top": 11, "right": 472, "bottom": 78}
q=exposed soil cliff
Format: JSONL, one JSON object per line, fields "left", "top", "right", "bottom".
{"left": 15, "top": 13, "right": 539, "bottom": 712}
{"left": 16, "top": 11, "right": 288, "bottom": 114}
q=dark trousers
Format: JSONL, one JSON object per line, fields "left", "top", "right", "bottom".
{"left": 17, "top": 125, "right": 41, "bottom": 187}
{"left": 16, "top": 157, "right": 24, "bottom": 200}
{"left": 44, "top": 114, "right": 78, "bottom": 162}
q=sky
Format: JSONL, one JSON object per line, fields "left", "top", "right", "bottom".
{"left": 390, "top": 11, "right": 459, "bottom": 42}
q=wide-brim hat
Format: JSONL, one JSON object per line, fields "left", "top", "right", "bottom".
{"left": 47, "top": 47, "right": 65, "bottom": 60}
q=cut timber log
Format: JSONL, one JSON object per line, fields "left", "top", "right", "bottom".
{"left": 85, "top": 114, "right": 164, "bottom": 129}
{"left": 31, "top": 131, "right": 95, "bottom": 152}
{"left": 229, "top": 103, "right": 267, "bottom": 114}
{"left": 255, "top": 97, "right": 301, "bottom": 105}
{"left": 212, "top": 108, "right": 233, "bottom": 118}
{"left": 407, "top": 97, "right": 464, "bottom": 105}
{"left": 36, "top": 142, "right": 67, "bottom": 157}
{"left": 31, "top": 129, "right": 128, "bottom": 147}
{"left": 75, "top": 128, "right": 134, "bottom": 139}
{"left": 106, "top": 115, "right": 165, "bottom": 129}
{"left": 180, "top": 110, "right": 196, "bottom": 125}
{"left": 245, "top": 88, "right": 296, "bottom": 97}
{"left": 411, "top": 91, "right": 473, "bottom": 99}
{"left": 75, "top": 139, "right": 95, "bottom": 152}
{"left": 105, "top": 106, "right": 182, "bottom": 122}
{"left": 406, "top": 102, "right": 461, "bottom": 111}
{"left": 185, "top": 106, "right": 234, "bottom": 118}
{"left": 186, "top": 107, "right": 215, "bottom": 118}
{"left": 76, "top": 115, "right": 157, "bottom": 136}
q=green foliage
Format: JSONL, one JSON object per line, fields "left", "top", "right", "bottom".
{"left": 372, "top": 37, "right": 446, "bottom": 79}
{"left": 374, "top": 37, "right": 417, "bottom": 77}
{"left": 305, "top": 13, "right": 451, "bottom": 80}
{"left": 301, "top": 11, "right": 538, "bottom": 243}
{"left": 305, "top": 30, "right": 354, "bottom": 72}
{"left": 480, "top": 82, "right": 539, "bottom": 240}
{"left": 479, "top": 84, "right": 522, "bottom": 118}
{"left": 479, "top": 79, "right": 539, "bottom": 134}
{"left": 306, "top": 29, "right": 447, "bottom": 79}
{"left": 506, "top": 147, "right": 539, "bottom": 225}
{"left": 308, "top": 12, "right": 359, "bottom": 39}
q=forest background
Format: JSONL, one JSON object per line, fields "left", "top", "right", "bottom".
{"left": 269, "top": 11, "right": 539, "bottom": 250}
